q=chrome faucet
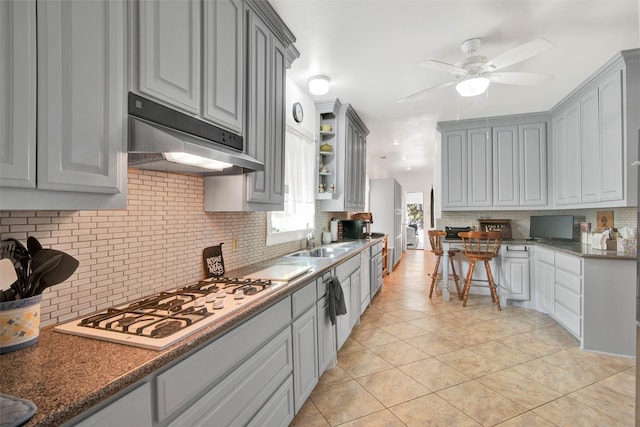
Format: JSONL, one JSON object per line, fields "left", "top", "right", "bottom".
{"left": 306, "top": 232, "right": 315, "bottom": 249}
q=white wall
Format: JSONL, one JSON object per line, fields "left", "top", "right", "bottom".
{"left": 394, "top": 170, "right": 434, "bottom": 228}
{"left": 285, "top": 76, "right": 316, "bottom": 136}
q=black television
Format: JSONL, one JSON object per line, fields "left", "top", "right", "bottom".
{"left": 529, "top": 215, "right": 576, "bottom": 240}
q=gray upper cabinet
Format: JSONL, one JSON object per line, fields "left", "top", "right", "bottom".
{"left": 441, "top": 127, "right": 493, "bottom": 209}
{"left": 554, "top": 101, "right": 583, "bottom": 206}
{"left": 441, "top": 130, "right": 468, "bottom": 208}
{"left": 135, "top": 0, "right": 244, "bottom": 135}
{"left": 344, "top": 115, "right": 367, "bottom": 210}
{"left": 138, "top": 0, "right": 201, "bottom": 114}
{"left": 551, "top": 49, "right": 638, "bottom": 208}
{"left": 203, "top": 0, "right": 244, "bottom": 134}
{"left": 439, "top": 114, "right": 548, "bottom": 210}
{"left": 321, "top": 103, "right": 369, "bottom": 212}
{"left": 493, "top": 125, "right": 519, "bottom": 206}
{"left": 598, "top": 70, "right": 623, "bottom": 201}
{"left": 244, "top": 6, "right": 285, "bottom": 205}
{"left": 204, "top": 0, "right": 297, "bottom": 212}
{"left": 0, "top": 0, "right": 36, "bottom": 189}
{"left": 1, "top": 0, "right": 127, "bottom": 210}
{"left": 38, "top": 0, "right": 125, "bottom": 194}
{"left": 468, "top": 127, "right": 492, "bottom": 207}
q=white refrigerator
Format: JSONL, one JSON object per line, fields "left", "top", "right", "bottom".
{"left": 370, "top": 178, "right": 403, "bottom": 273}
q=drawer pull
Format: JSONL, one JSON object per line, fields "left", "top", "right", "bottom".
{"left": 506, "top": 246, "right": 528, "bottom": 252}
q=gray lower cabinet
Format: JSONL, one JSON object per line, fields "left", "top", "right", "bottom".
{"left": 166, "top": 327, "right": 293, "bottom": 427}
{"left": 316, "top": 273, "right": 337, "bottom": 374}
{"left": 247, "top": 376, "right": 295, "bottom": 427}
{"left": 534, "top": 246, "right": 555, "bottom": 316}
{"left": 156, "top": 297, "right": 292, "bottom": 425}
{"left": 68, "top": 253, "right": 371, "bottom": 425}
{"left": 370, "top": 242, "right": 384, "bottom": 297}
{"left": 533, "top": 246, "right": 635, "bottom": 357}
{"left": 359, "top": 247, "right": 371, "bottom": 315}
{"left": 72, "top": 383, "right": 152, "bottom": 427}
{"left": 335, "top": 255, "right": 361, "bottom": 349}
{"left": 292, "top": 279, "right": 319, "bottom": 413}
{"left": 1, "top": 0, "right": 127, "bottom": 210}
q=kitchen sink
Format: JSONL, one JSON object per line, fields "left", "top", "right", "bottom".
{"left": 288, "top": 247, "right": 351, "bottom": 258}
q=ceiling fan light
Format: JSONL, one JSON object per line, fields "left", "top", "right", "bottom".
{"left": 309, "top": 75, "right": 330, "bottom": 95}
{"left": 456, "top": 77, "right": 490, "bottom": 97}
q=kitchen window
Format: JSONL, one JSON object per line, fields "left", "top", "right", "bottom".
{"left": 267, "top": 124, "right": 315, "bottom": 245}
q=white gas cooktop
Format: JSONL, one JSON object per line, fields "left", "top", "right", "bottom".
{"left": 54, "top": 275, "right": 293, "bottom": 350}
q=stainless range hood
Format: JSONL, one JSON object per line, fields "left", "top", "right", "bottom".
{"left": 127, "top": 93, "right": 263, "bottom": 176}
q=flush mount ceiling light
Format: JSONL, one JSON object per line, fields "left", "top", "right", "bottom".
{"left": 164, "top": 152, "right": 232, "bottom": 171}
{"left": 456, "top": 76, "right": 490, "bottom": 97}
{"left": 308, "top": 75, "right": 330, "bottom": 95}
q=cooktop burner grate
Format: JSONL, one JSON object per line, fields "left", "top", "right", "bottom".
{"left": 74, "top": 277, "right": 274, "bottom": 340}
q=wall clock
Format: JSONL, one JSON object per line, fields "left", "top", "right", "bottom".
{"left": 292, "top": 102, "right": 303, "bottom": 123}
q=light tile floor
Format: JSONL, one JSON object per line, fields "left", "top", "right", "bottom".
{"left": 290, "top": 249, "right": 636, "bottom": 426}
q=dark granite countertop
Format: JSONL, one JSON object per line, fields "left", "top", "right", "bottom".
{"left": 0, "top": 238, "right": 383, "bottom": 427}
{"left": 442, "top": 238, "right": 635, "bottom": 261}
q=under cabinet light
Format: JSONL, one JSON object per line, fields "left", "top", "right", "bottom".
{"left": 164, "top": 152, "right": 232, "bottom": 171}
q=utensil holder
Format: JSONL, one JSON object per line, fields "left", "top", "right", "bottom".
{"left": 0, "top": 294, "right": 42, "bottom": 354}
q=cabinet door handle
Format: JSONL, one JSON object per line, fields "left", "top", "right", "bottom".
{"left": 506, "top": 246, "right": 528, "bottom": 252}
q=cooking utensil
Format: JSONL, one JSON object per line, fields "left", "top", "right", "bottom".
{"left": 31, "top": 250, "right": 79, "bottom": 296}
{"left": 27, "top": 236, "right": 43, "bottom": 256}
{"left": 0, "top": 259, "right": 18, "bottom": 292}
{"left": 23, "top": 253, "right": 62, "bottom": 298}
{"left": 0, "top": 238, "right": 31, "bottom": 297}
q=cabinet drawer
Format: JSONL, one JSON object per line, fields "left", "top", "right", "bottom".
{"left": 167, "top": 327, "right": 293, "bottom": 427}
{"left": 536, "top": 247, "right": 555, "bottom": 265}
{"left": 247, "top": 376, "right": 294, "bottom": 427}
{"left": 373, "top": 242, "right": 382, "bottom": 254}
{"left": 555, "top": 252, "right": 582, "bottom": 275}
{"left": 555, "top": 269, "right": 582, "bottom": 294}
{"left": 554, "top": 302, "right": 581, "bottom": 338}
{"left": 336, "top": 254, "right": 360, "bottom": 281}
{"left": 555, "top": 284, "right": 581, "bottom": 315}
{"left": 74, "top": 383, "right": 152, "bottom": 427}
{"left": 156, "top": 297, "right": 291, "bottom": 422}
{"left": 292, "top": 280, "right": 316, "bottom": 318}
{"left": 503, "top": 245, "right": 530, "bottom": 258}
{"left": 316, "top": 271, "right": 333, "bottom": 299}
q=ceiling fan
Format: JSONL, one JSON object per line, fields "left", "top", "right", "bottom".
{"left": 398, "top": 37, "right": 554, "bottom": 102}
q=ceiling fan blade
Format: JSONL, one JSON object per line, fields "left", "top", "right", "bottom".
{"left": 397, "top": 81, "right": 455, "bottom": 103}
{"left": 419, "top": 60, "right": 467, "bottom": 76}
{"left": 481, "top": 38, "right": 554, "bottom": 72}
{"left": 489, "top": 72, "right": 554, "bottom": 86}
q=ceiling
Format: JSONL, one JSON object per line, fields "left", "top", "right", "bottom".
{"left": 271, "top": 0, "right": 640, "bottom": 177}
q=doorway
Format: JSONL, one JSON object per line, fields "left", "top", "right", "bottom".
{"left": 406, "top": 192, "right": 424, "bottom": 250}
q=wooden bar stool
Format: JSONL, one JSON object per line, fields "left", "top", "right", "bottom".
{"left": 458, "top": 231, "right": 502, "bottom": 310}
{"left": 427, "top": 230, "right": 462, "bottom": 299}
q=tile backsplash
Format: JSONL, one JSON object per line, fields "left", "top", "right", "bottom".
{"left": 0, "top": 169, "right": 311, "bottom": 327}
{"left": 437, "top": 208, "right": 637, "bottom": 239}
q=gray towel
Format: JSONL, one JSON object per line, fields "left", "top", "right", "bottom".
{"left": 325, "top": 276, "right": 347, "bottom": 325}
